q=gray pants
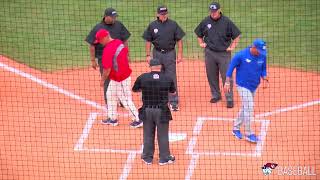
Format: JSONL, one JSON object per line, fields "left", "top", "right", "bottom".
{"left": 141, "top": 108, "right": 170, "bottom": 162}
{"left": 153, "top": 49, "right": 179, "bottom": 106}
{"left": 233, "top": 86, "right": 255, "bottom": 136}
{"left": 98, "top": 60, "right": 110, "bottom": 105}
{"left": 204, "top": 48, "right": 233, "bottom": 101}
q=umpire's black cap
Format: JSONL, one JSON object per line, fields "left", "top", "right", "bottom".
{"left": 157, "top": 5, "right": 168, "bottom": 15}
{"left": 104, "top": 8, "right": 118, "bottom": 17}
{"left": 209, "top": 2, "right": 221, "bottom": 11}
{"left": 149, "top": 58, "right": 161, "bottom": 67}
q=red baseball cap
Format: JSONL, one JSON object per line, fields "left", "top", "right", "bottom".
{"left": 94, "top": 29, "right": 109, "bottom": 44}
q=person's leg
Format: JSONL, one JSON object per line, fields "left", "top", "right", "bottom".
{"left": 154, "top": 50, "right": 179, "bottom": 107}
{"left": 155, "top": 110, "right": 170, "bottom": 161}
{"left": 141, "top": 108, "right": 156, "bottom": 162}
{"left": 204, "top": 49, "right": 221, "bottom": 101}
{"left": 217, "top": 52, "right": 233, "bottom": 104}
{"left": 98, "top": 61, "right": 110, "bottom": 105}
{"left": 106, "top": 80, "right": 118, "bottom": 120}
{"left": 117, "top": 76, "right": 139, "bottom": 121}
{"left": 234, "top": 86, "right": 254, "bottom": 136}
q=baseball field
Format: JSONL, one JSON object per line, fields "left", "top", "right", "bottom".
{"left": 0, "top": 0, "right": 319, "bottom": 179}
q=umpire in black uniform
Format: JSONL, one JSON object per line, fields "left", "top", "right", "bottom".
{"left": 194, "top": 2, "right": 241, "bottom": 108}
{"left": 85, "top": 7, "right": 130, "bottom": 105}
{"left": 142, "top": 5, "right": 185, "bottom": 111}
{"left": 132, "top": 58, "right": 176, "bottom": 165}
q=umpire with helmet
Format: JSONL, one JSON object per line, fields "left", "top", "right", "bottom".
{"left": 85, "top": 7, "right": 130, "bottom": 106}
{"left": 194, "top": 2, "right": 241, "bottom": 108}
{"left": 132, "top": 58, "right": 176, "bottom": 165}
{"left": 142, "top": 5, "right": 185, "bottom": 111}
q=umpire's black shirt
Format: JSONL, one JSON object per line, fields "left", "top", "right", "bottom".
{"left": 85, "top": 21, "right": 131, "bottom": 60}
{"left": 194, "top": 14, "right": 241, "bottom": 52}
{"left": 143, "top": 19, "right": 185, "bottom": 51}
{"left": 133, "top": 71, "right": 176, "bottom": 106}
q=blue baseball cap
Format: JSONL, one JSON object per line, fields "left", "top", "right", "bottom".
{"left": 149, "top": 58, "right": 161, "bottom": 67}
{"left": 253, "top": 39, "right": 267, "bottom": 57}
{"left": 209, "top": 2, "right": 221, "bottom": 11}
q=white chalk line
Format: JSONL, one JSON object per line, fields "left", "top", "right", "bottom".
{"left": 184, "top": 99, "right": 319, "bottom": 180}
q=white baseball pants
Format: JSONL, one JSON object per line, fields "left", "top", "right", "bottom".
{"left": 106, "top": 76, "right": 139, "bottom": 121}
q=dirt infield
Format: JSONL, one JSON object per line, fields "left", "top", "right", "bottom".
{"left": 0, "top": 55, "right": 319, "bottom": 180}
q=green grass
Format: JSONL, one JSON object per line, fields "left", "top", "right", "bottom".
{"left": 0, "top": 0, "right": 319, "bottom": 72}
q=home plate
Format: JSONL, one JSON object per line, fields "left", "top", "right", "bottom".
{"left": 169, "top": 132, "right": 187, "bottom": 142}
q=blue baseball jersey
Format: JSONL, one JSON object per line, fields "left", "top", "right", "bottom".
{"left": 226, "top": 47, "right": 267, "bottom": 92}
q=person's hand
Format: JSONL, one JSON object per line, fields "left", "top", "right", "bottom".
{"left": 100, "top": 79, "right": 105, "bottom": 87}
{"left": 262, "top": 78, "right": 269, "bottom": 89}
{"left": 224, "top": 81, "right": 231, "bottom": 93}
{"left": 226, "top": 47, "right": 234, "bottom": 52}
{"left": 199, "top": 42, "right": 207, "bottom": 48}
{"left": 177, "top": 54, "right": 183, "bottom": 63}
{"left": 146, "top": 55, "right": 152, "bottom": 64}
{"left": 91, "top": 58, "right": 98, "bottom": 70}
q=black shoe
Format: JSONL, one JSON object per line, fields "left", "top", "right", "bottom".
{"left": 227, "top": 101, "right": 234, "bottom": 108}
{"left": 159, "top": 155, "right": 175, "bottom": 165}
{"left": 210, "top": 97, "right": 221, "bottom": 103}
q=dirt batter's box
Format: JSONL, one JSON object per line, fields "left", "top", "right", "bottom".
{"left": 186, "top": 117, "right": 270, "bottom": 157}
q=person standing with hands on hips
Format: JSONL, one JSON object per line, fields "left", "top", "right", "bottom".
{"left": 142, "top": 5, "right": 185, "bottom": 111}
{"left": 95, "top": 29, "right": 142, "bottom": 128}
{"left": 224, "top": 39, "right": 269, "bottom": 143}
{"left": 132, "top": 58, "right": 176, "bottom": 165}
{"left": 194, "top": 2, "right": 241, "bottom": 108}
{"left": 85, "top": 7, "right": 130, "bottom": 108}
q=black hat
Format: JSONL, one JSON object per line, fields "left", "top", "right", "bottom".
{"left": 209, "top": 2, "right": 221, "bottom": 11}
{"left": 157, "top": 5, "right": 168, "bottom": 15}
{"left": 149, "top": 58, "right": 161, "bottom": 66}
{"left": 104, "top": 8, "right": 118, "bottom": 17}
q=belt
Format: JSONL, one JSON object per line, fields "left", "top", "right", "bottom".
{"left": 144, "top": 105, "right": 162, "bottom": 109}
{"left": 154, "top": 47, "right": 174, "bottom": 53}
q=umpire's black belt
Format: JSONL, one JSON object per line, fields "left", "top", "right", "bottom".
{"left": 154, "top": 47, "right": 174, "bottom": 53}
{"left": 144, "top": 105, "right": 162, "bottom": 109}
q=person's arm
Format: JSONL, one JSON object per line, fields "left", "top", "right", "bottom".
{"left": 89, "top": 45, "right": 98, "bottom": 70}
{"left": 132, "top": 76, "right": 142, "bottom": 92}
{"left": 226, "top": 35, "right": 240, "bottom": 52}
{"left": 100, "top": 68, "right": 111, "bottom": 87}
{"left": 197, "top": 37, "right": 207, "bottom": 48}
{"left": 177, "top": 40, "right": 183, "bottom": 63}
{"left": 261, "top": 58, "right": 269, "bottom": 88}
{"left": 145, "top": 41, "right": 152, "bottom": 63}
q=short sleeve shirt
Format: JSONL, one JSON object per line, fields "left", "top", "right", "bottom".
{"left": 194, "top": 15, "right": 241, "bottom": 51}
{"left": 101, "top": 39, "right": 132, "bottom": 82}
{"left": 85, "top": 21, "right": 131, "bottom": 59}
{"left": 132, "top": 71, "right": 176, "bottom": 106}
{"left": 142, "top": 19, "right": 185, "bottom": 50}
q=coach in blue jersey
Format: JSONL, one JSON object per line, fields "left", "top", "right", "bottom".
{"left": 143, "top": 5, "right": 185, "bottom": 111}
{"left": 224, "top": 39, "right": 269, "bottom": 143}
{"left": 194, "top": 2, "right": 240, "bottom": 108}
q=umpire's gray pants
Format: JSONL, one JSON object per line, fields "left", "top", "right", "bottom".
{"left": 98, "top": 60, "right": 110, "bottom": 105}
{"left": 141, "top": 108, "right": 170, "bottom": 162}
{"left": 233, "top": 86, "right": 255, "bottom": 136}
{"left": 204, "top": 48, "right": 233, "bottom": 101}
{"left": 153, "top": 49, "right": 179, "bottom": 106}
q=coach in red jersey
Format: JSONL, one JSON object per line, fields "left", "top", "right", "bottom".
{"left": 95, "top": 29, "right": 143, "bottom": 128}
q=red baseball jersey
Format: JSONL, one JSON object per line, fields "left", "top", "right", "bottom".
{"left": 101, "top": 39, "right": 132, "bottom": 82}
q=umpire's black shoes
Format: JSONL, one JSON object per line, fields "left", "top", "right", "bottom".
{"left": 159, "top": 155, "right": 175, "bottom": 165}
{"left": 227, "top": 101, "right": 234, "bottom": 108}
{"left": 142, "top": 158, "right": 152, "bottom": 165}
{"left": 210, "top": 97, "right": 221, "bottom": 103}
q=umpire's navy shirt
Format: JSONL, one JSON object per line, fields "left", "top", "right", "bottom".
{"left": 85, "top": 21, "right": 131, "bottom": 60}
{"left": 132, "top": 71, "right": 176, "bottom": 122}
{"left": 132, "top": 71, "right": 176, "bottom": 106}
{"left": 194, "top": 14, "right": 241, "bottom": 52}
{"left": 142, "top": 18, "right": 185, "bottom": 51}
